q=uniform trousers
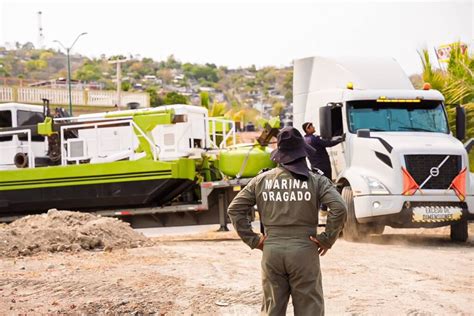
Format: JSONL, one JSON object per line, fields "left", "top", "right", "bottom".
{"left": 261, "top": 229, "right": 324, "bottom": 316}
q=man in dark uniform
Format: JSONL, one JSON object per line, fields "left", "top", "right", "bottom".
{"left": 227, "top": 127, "right": 347, "bottom": 315}
{"left": 302, "top": 122, "right": 344, "bottom": 181}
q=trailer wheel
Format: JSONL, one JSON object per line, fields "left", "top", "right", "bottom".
{"left": 341, "top": 186, "right": 365, "bottom": 241}
{"left": 450, "top": 220, "right": 468, "bottom": 242}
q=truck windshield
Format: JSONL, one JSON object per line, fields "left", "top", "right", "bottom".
{"left": 347, "top": 100, "right": 449, "bottom": 133}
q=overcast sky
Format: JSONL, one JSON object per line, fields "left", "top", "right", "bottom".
{"left": 0, "top": 0, "right": 472, "bottom": 75}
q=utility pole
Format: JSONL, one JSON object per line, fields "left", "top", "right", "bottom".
{"left": 108, "top": 58, "right": 127, "bottom": 109}
{"left": 37, "top": 11, "right": 45, "bottom": 49}
{"left": 53, "top": 32, "right": 87, "bottom": 116}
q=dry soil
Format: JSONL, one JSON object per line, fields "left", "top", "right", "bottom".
{"left": 0, "top": 213, "right": 473, "bottom": 315}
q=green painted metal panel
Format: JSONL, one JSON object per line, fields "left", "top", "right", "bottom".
{"left": 173, "top": 158, "right": 197, "bottom": 180}
{"left": 37, "top": 117, "right": 53, "bottom": 136}
{"left": 132, "top": 112, "right": 174, "bottom": 158}
{"left": 0, "top": 159, "right": 196, "bottom": 191}
{"left": 208, "top": 117, "right": 232, "bottom": 132}
{"left": 217, "top": 145, "right": 276, "bottom": 178}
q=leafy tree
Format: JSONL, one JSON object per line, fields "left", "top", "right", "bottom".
{"left": 271, "top": 101, "right": 285, "bottom": 116}
{"left": 121, "top": 81, "right": 131, "bottom": 91}
{"left": 129, "top": 62, "right": 143, "bottom": 73}
{"left": 108, "top": 55, "right": 127, "bottom": 61}
{"left": 183, "top": 63, "right": 219, "bottom": 83}
{"left": 164, "top": 55, "right": 181, "bottom": 69}
{"left": 0, "top": 66, "right": 9, "bottom": 77}
{"left": 142, "top": 57, "right": 154, "bottom": 64}
{"left": 283, "top": 70, "right": 293, "bottom": 102}
{"left": 99, "top": 78, "right": 115, "bottom": 90}
{"left": 39, "top": 51, "right": 54, "bottom": 60}
{"left": 419, "top": 44, "right": 473, "bottom": 104}
{"left": 419, "top": 50, "right": 445, "bottom": 92}
{"left": 21, "top": 42, "right": 35, "bottom": 50}
{"left": 30, "top": 50, "right": 42, "bottom": 60}
{"left": 164, "top": 91, "right": 188, "bottom": 105}
{"left": 25, "top": 59, "right": 47, "bottom": 71}
{"left": 246, "top": 80, "right": 256, "bottom": 88}
{"left": 208, "top": 101, "right": 226, "bottom": 117}
{"left": 158, "top": 68, "right": 173, "bottom": 84}
{"left": 128, "top": 60, "right": 155, "bottom": 77}
{"left": 182, "top": 62, "right": 193, "bottom": 73}
{"left": 74, "top": 61, "right": 102, "bottom": 81}
{"left": 419, "top": 43, "right": 474, "bottom": 170}
{"left": 284, "top": 91, "right": 293, "bottom": 103}
{"left": 229, "top": 107, "right": 260, "bottom": 128}
{"left": 231, "top": 100, "right": 240, "bottom": 109}
{"left": 283, "top": 67, "right": 292, "bottom": 82}
{"left": 146, "top": 87, "right": 164, "bottom": 107}
{"left": 200, "top": 91, "right": 210, "bottom": 108}
{"left": 218, "top": 65, "right": 228, "bottom": 73}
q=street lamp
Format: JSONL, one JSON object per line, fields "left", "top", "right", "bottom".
{"left": 53, "top": 32, "right": 87, "bottom": 116}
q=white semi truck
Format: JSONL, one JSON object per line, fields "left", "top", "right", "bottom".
{"left": 294, "top": 56, "right": 473, "bottom": 242}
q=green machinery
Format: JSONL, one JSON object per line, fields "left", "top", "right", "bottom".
{"left": 0, "top": 101, "right": 279, "bottom": 227}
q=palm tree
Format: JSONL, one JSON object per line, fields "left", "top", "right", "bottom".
{"left": 419, "top": 42, "right": 473, "bottom": 171}
{"left": 418, "top": 43, "right": 473, "bottom": 104}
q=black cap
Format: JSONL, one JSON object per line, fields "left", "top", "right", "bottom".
{"left": 302, "top": 122, "right": 312, "bottom": 133}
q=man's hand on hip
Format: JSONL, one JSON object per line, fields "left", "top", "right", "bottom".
{"left": 256, "top": 235, "right": 267, "bottom": 251}
{"left": 309, "top": 236, "right": 329, "bottom": 256}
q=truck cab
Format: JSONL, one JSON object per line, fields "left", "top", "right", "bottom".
{"left": 294, "top": 56, "right": 473, "bottom": 241}
{"left": 0, "top": 103, "right": 47, "bottom": 170}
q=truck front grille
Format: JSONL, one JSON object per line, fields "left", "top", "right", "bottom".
{"left": 404, "top": 155, "right": 461, "bottom": 189}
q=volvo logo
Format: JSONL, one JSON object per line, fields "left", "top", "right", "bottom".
{"left": 430, "top": 167, "right": 440, "bottom": 177}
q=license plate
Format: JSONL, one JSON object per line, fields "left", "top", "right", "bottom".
{"left": 412, "top": 206, "right": 462, "bottom": 222}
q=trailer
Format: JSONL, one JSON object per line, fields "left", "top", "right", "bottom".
{"left": 0, "top": 101, "right": 276, "bottom": 227}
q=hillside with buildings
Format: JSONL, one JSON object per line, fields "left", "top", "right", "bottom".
{"left": 0, "top": 43, "right": 292, "bottom": 127}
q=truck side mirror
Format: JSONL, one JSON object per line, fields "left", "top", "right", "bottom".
{"left": 357, "top": 129, "right": 371, "bottom": 138}
{"left": 465, "top": 138, "right": 474, "bottom": 153}
{"left": 455, "top": 105, "right": 466, "bottom": 141}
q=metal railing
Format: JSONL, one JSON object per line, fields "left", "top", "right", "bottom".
{"left": 59, "top": 118, "right": 160, "bottom": 165}
{"left": 206, "top": 117, "right": 236, "bottom": 149}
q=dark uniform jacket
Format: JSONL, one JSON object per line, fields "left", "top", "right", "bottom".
{"left": 304, "top": 134, "right": 341, "bottom": 178}
{"left": 228, "top": 166, "right": 347, "bottom": 249}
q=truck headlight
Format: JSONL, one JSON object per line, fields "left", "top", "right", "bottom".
{"left": 362, "top": 176, "right": 390, "bottom": 195}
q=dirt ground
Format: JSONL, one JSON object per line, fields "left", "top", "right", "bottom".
{"left": 0, "top": 222, "right": 473, "bottom": 315}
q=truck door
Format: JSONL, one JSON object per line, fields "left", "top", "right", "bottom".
{"left": 320, "top": 104, "right": 346, "bottom": 179}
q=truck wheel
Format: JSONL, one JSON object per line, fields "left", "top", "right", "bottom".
{"left": 450, "top": 220, "right": 468, "bottom": 242}
{"left": 341, "top": 186, "right": 365, "bottom": 241}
